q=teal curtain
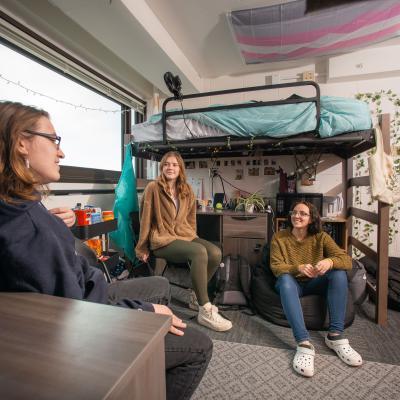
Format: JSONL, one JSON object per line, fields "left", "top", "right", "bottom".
{"left": 110, "top": 144, "right": 138, "bottom": 261}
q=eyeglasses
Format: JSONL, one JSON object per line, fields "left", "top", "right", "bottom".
{"left": 24, "top": 129, "right": 61, "bottom": 149}
{"left": 289, "top": 210, "right": 310, "bottom": 217}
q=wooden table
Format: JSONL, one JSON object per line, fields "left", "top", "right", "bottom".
{"left": 0, "top": 292, "right": 170, "bottom": 400}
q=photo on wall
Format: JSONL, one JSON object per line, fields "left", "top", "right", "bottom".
{"left": 248, "top": 167, "right": 259, "bottom": 176}
{"left": 235, "top": 169, "right": 243, "bottom": 180}
{"left": 264, "top": 166, "right": 275, "bottom": 175}
{"left": 199, "top": 161, "right": 208, "bottom": 168}
{"left": 185, "top": 161, "right": 196, "bottom": 169}
{"left": 264, "top": 159, "right": 269, "bottom": 165}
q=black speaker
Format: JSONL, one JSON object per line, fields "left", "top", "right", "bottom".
{"left": 213, "top": 193, "right": 225, "bottom": 208}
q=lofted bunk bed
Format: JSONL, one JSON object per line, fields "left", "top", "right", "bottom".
{"left": 131, "top": 81, "right": 390, "bottom": 326}
{"left": 132, "top": 81, "right": 374, "bottom": 159}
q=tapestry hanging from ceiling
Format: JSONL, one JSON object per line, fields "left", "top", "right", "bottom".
{"left": 228, "top": 0, "right": 400, "bottom": 64}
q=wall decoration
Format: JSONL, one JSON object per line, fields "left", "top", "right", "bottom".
{"left": 248, "top": 167, "right": 259, "bottom": 176}
{"left": 237, "top": 160, "right": 242, "bottom": 166}
{"left": 235, "top": 169, "right": 244, "bottom": 180}
{"left": 354, "top": 89, "right": 400, "bottom": 255}
{"left": 224, "top": 160, "right": 229, "bottom": 166}
{"left": 264, "top": 166, "right": 275, "bottom": 175}
{"left": 188, "top": 177, "right": 203, "bottom": 199}
{"left": 271, "top": 160, "right": 277, "bottom": 165}
{"left": 228, "top": 1, "right": 400, "bottom": 64}
{"left": 185, "top": 161, "right": 195, "bottom": 169}
{"left": 246, "top": 160, "right": 251, "bottom": 165}
{"left": 264, "top": 159, "right": 269, "bottom": 165}
{"left": 199, "top": 160, "right": 208, "bottom": 168}
{"left": 231, "top": 160, "right": 236, "bottom": 166}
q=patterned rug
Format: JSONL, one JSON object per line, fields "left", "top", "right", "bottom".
{"left": 171, "top": 286, "right": 400, "bottom": 365}
{"left": 192, "top": 340, "right": 400, "bottom": 400}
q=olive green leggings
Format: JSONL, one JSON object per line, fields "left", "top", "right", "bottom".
{"left": 153, "top": 238, "right": 222, "bottom": 306}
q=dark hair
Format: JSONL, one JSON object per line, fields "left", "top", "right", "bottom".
{"left": 158, "top": 151, "right": 191, "bottom": 198}
{"left": 287, "top": 200, "right": 322, "bottom": 235}
{"left": 0, "top": 101, "right": 49, "bottom": 202}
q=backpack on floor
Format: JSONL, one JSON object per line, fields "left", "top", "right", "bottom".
{"left": 347, "top": 259, "right": 368, "bottom": 305}
{"left": 214, "top": 255, "right": 251, "bottom": 307}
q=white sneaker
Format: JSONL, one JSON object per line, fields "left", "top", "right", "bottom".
{"left": 197, "top": 302, "right": 232, "bottom": 332}
{"left": 188, "top": 289, "right": 199, "bottom": 311}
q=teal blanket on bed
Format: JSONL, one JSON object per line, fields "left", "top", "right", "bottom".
{"left": 148, "top": 96, "right": 371, "bottom": 138}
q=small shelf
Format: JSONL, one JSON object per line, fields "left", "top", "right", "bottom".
{"left": 71, "top": 219, "right": 118, "bottom": 240}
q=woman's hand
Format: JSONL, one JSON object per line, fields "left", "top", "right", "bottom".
{"left": 49, "top": 207, "right": 76, "bottom": 228}
{"left": 314, "top": 259, "right": 333, "bottom": 276}
{"left": 298, "top": 263, "right": 317, "bottom": 278}
{"left": 152, "top": 304, "right": 187, "bottom": 336}
{"left": 138, "top": 252, "right": 150, "bottom": 263}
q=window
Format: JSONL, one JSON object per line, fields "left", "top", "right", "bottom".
{"left": 0, "top": 41, "right": 123, "bottom": 172}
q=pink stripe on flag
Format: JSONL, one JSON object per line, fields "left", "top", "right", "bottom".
{"left": 235, "top": 2, "right": 400, "bottom": 46}
{"left": 242, "top": 22, "right": 400, "bottom": 61}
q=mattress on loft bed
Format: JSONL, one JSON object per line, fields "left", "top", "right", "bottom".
{"left": 131, "top": 96, "right": 372, "bottom": 143}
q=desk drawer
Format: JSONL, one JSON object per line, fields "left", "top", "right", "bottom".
{"left": 223, "top": 215, "right": 267, "bottom": 239}
{"left": 223, "top": 237, "right": 265, "bottom": 266}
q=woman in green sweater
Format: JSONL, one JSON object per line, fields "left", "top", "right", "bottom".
{"left": 270, "top": 201, "right": 362, "bottom": 377}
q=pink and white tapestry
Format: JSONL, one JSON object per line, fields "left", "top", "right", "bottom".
{"left": 228, "top": 0, "right": 400, "bottom": 64}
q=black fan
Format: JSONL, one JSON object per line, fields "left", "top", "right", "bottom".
{"left": 164, "top": 72, "right": 182, "bottom": 99}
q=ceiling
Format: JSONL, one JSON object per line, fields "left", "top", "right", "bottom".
{"left": 144, "top": 0, "right": 297, "bottom": 78}
{"left": 1, "top": 0, "right": 400, "bottom": 99}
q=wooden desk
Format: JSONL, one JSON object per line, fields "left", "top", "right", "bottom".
{"left": 197, "top": 210, "right": 269, "bottom": 266}
{"left": 0, "top": 293, "right": 170, "bottom": 400}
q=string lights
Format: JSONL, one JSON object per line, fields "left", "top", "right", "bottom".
{"left": 0, "top": 73, "right": 130, "bottom": 114}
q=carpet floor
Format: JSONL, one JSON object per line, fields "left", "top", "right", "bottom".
{"left": 192, "top": 340, "right": 400, "bottom": 400}
{"left": 169, "top": 285, "right": 400, "bottom": 399}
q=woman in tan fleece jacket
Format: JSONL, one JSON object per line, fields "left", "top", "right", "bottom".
{"left": 270, "top": 201, "right": 362, "bottom": 378}
{"left": 136, "top": 151, "right": 232, "bottom": 332}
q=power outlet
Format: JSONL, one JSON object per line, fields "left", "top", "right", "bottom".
{"left": 302, "top": 71, "right": 315, "bottom": 81}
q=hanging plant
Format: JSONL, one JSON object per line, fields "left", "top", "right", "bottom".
{"left": 354, "top": 90, "right": 400, "bottom": 251}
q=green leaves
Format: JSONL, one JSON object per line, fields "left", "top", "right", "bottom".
{"left": 235, "top": 191, "right": 265, "bottom": 212}
{"left": 354, "top": 89, "right": 400, "bottom": 248}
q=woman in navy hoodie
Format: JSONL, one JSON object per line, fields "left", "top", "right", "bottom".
{"left": 0, "top": 101, "right": 212, "bottom": 400}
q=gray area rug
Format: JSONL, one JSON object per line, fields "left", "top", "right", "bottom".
{"left": 170, "top": 286, "right": 400, "bottom": 365}
{"left": 192, "top": 340, "right": 400, "bottom": 400}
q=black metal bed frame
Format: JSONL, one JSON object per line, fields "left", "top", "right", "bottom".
{"left": 133, "top": 81, "right": 374, "bottom": 160}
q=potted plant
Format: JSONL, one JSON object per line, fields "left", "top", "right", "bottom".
{"left": 235, "top": 191, "right": 265, "bottom": 213}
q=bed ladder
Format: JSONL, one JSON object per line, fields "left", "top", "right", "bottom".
{"left": 346, "top": 114, "right": 391, "bottom": 326}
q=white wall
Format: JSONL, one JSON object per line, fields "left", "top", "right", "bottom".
{"left": 185, "top": 154, "right": 345, "bottom": 217}
{"left": 179, "top": 45, "right": 400, "bottom": 257}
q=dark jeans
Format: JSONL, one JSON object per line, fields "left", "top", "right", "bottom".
{"left": 108, "top": 277, "right": 212, "bottom": 400}
{"left": 275, "top": 270, "right": 348, "bottom": 343}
